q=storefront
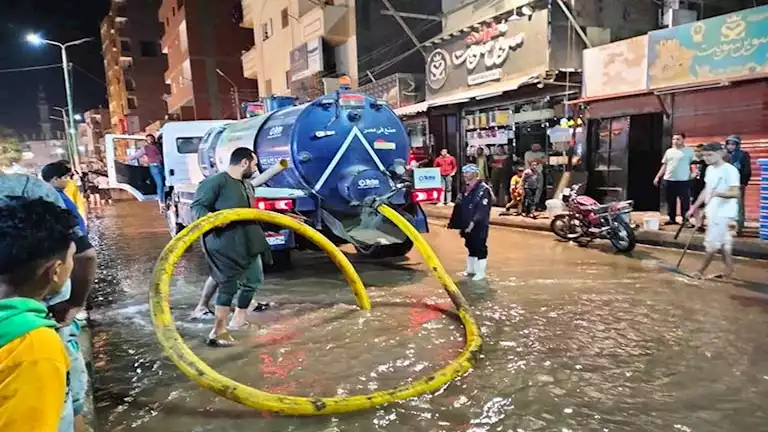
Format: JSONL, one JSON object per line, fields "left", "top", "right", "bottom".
{"left": 418, "top": 4, "right": 585, "bottom": 203}
{"left": 574, "top": 5, "right": 768, "bottom": 221}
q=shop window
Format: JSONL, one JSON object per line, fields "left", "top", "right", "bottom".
{"left": 140, "top": 41, "right": 160, "bottom": 57}
{"left": 261, "top": 19, "right": 273, "bottom": 41}
{"left": 127, "top": 96, "right": 138, "bottom": 110}
{"left": 176, "top": 136, "right": 202, "bottom": 154}
{"left": 281, "top": 8, "right": 289, "bottom": 28}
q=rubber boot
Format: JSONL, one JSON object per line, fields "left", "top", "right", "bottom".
{"left": 460, "top": 257, "right": 477, "bottom": 276}
{"left": 472, "top": 259, "right": 487, "bottom": 281}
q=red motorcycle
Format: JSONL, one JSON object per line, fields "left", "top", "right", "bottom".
{"left": 549, "top": 184, "right": 636, "bottom": 252}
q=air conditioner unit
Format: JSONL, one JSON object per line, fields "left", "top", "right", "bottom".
{"left": 661, "top": 8, "right": 697, "bottom": 27}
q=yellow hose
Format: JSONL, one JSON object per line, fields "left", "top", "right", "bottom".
{"left": 149, "top": 206, "right": 482, "bottom": 415}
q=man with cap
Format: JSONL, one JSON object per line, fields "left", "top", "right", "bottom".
{"left": 724, "top": 135, "right": 751, "bottom": 235}
{"left": 448, "top": 163, "right": 493, "bottom": 281}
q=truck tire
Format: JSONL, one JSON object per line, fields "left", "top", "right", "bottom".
{"left": 355, "top": 240, "right": 414, "bottom": 259}
{"left": 269, "top": 250, "right": 293, "bottom": 270}
{"left": 165, "top": 206, "right": 185, "bottom": 238}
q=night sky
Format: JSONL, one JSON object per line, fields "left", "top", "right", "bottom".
{"left": 0, "top": 0, "right": 110, "bottom": 138}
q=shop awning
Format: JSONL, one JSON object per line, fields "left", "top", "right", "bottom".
{"left": 424, "top": 70, "right": 545, "bottom": 108}
{"left": 394, "top": 101, "right": 428, "bottom": 117}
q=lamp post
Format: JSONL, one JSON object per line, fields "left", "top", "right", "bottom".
{"left": 216, "top": 68, "right": 241, "bottom": 120}
{"left": 26, "top": 33, "right": 93, "bottom": 169}
{"left": 51, "top": 107, "right": 82, "bottom": 163}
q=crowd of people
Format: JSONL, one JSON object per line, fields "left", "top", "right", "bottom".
{"left": 0, "top": 162, "right": 98, "bottom": 432}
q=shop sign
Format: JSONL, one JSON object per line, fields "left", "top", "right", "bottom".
{"left": 413, "top": 168, "right": 442, "bottom": 189}
{"left": 290, "top": 37, "right": 324, "bottom": 82}
{"left": 647, "top": 5, "right": 768, "bottom": 89}
{"left": 425, "top": 9, "right": 548, "bottom": 99}
{"left": 582, "top": 35, "right": 649, "bottom": 98}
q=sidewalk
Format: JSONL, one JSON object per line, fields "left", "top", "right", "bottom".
{"left": 424, "top": 205, "right": 768, "bottom": 260}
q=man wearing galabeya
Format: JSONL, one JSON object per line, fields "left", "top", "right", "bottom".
{"left": 191, "top": 147, "right": 272, "bottom": 347}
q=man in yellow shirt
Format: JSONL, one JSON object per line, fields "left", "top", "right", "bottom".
{"left": 0, "top": 197, "right": 77, "bottom": 432}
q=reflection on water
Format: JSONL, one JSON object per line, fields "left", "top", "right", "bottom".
{"left": 91, "top": 202, "right": 768, "bottom": 431}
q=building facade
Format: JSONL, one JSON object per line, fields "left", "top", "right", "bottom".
{"left": 575, "top": 4, "right": 768, "bottom": 222}
{"left": 101, "top": 0, "right": 168, "bottom": 134}
{"left": 77, "top": 108, "right": 111, "bottom": 161}
{"left": 240, "top": 0, "right": 441, "bottom": 102}
{"left": 159, "top": 0, "right": 258, "bottom": 120}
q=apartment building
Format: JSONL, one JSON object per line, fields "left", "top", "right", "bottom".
{"left": 160, "top": 0, "right": 258, "bottom": 120}
{"left": 240, "top": 0, "right": 441, "bottom": 101}
{"left": 101, "top": 0, "right": 168, "bottom": 134}
{"left": 77, "top": 109, "right": 110, "bottom": 160}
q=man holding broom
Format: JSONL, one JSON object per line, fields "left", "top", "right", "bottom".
{"left": 687, "top": 142, "right": 741, "bottom": 279}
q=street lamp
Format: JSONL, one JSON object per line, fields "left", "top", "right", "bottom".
{"left": 26, "top": 32, "right": 93, "bottom": 169}
{"left": 216, "top": 68, "right": 241, "bottom": 120}
{"left": 52, "top": 107, "right": 83, "bottom": 162}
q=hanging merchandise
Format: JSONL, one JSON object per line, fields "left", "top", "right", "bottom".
{"left": 479, "top": 112, "right": 488, "bottom": 128}
{"left": 496, "top": 110, "right": 509, "bottom": 126}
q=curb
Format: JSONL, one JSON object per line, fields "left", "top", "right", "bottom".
{"left": 425, "top": 209, "right": 768, "bottom": 260}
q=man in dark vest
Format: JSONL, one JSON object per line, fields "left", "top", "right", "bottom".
{"left": 191, "top": 147, "right": 272, "bottom": 347}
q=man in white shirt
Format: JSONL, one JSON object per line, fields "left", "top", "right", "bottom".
{"left": 687, "top": 142, "right": 741, "bottom": 279}
{"left": 654, "top": 133, "right": 695, "bottom": 226}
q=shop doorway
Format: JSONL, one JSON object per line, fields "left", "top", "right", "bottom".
{"left": 626, "top": 113, "right": 663, "bottom": 211}
{"left": 586, "top": 113, "right": 664, "bottom": 210}
{"left": 429, "top": 113, "right": 461, "bottom": 193}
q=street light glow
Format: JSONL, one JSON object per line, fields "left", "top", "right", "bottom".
{"left": 26, "top": 33, "right": 43, "bottom": 45}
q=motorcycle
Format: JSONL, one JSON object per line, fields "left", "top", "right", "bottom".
{"left": 549, "top": 184, "right": 637, "bottom": 252}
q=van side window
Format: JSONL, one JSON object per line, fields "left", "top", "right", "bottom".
{"left": 177, "top": 136, "right": 202, "bottom": 154}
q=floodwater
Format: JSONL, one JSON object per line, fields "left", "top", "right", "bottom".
{"left": 90, "top": 201, "right": 768, "bottom": 431}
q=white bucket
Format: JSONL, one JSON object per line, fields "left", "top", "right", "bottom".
{"left": 545, "top": 199, "right": 564, "bottom": 217}
{"left": 643, "top": 216, "right": 660, "bottom": 230}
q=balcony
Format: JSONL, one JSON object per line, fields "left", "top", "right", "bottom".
{"left": 241, "top": 46, "right": 260, "bottom": 80}
{"left": 240, "top": 0, "right": 254, "bottom": 29}
{"left": 299, "top": 3, "right": 350, "bottom": 45}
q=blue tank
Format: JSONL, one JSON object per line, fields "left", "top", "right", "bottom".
{"left": 254, "top": 91, "right": 410, "bottom": 214}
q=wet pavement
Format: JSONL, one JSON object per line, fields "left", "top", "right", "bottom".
{"left": 90, "top": 201, "right": 768, "bottom": 431}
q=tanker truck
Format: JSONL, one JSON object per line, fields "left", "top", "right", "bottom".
{"left": 196, "top": 88, "right": 442, "bottom": 260}
{"left": 105, "top": 90, "right": 442, "bottom": 264}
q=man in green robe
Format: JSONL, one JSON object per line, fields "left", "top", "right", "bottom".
{"left": 191, "top": 147, "right": 272, "bottom": 347}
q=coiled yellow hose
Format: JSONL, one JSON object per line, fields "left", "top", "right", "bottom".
{"left": 149, "top": 206, "right": 482, "bottom": 415}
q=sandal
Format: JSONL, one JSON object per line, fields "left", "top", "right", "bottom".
{"left": 227, "top": 321, "right": 259, "bottom": 331}
{"left": 190, "top": 309, "right": 215, "bottom": 321}
{"left": 205, "top": 332, "right": 239, "bottom": 348}
{"left": 252, "top": 302, "right": 272, "bottom": 312}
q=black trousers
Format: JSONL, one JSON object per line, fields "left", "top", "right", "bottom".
{"left": 464, "top": 225, "right": 489, "bottom": 259}
{"left": 665, "top": 180, "right": 690, "bottom": 222}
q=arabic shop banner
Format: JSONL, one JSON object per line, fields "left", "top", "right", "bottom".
{"left": 424, "top": 8, "right": 548, "bottom": 99}
{"left": 647, "top": 5, "right": 768, "bottom": 89}
{"left": 582, "top": 35, "right": 648, "bottom": 97}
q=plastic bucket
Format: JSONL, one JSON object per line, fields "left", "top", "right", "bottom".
{"left": 643, "top": 216, "right": 660, "bottom": 230}
{"left": 545, "top": 199, "right": 564, "bottom": 217}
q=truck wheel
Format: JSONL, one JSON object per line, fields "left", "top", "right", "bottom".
{"left": 355, "top": 240, "right": 414, "bottom": 259}
{"left": 165, "top": 206, "right": 184, "bottom": 238}
{"left": 269, "top": 250, "right": 293, "bottom": 270}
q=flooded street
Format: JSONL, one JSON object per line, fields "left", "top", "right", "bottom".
{"left": 90, "top": 201, "right": 768, "bottom": 431}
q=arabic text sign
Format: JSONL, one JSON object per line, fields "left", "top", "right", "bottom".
{"left": 647, "top": 5, "right": 768, "bottom": 89}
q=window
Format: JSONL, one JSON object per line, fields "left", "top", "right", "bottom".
{"left": 172, "top": 6, "right": 176, "bottom": 16}
{"left": 179, "top": 21, "right": 188, "bottom": 52}
{"left": 261, "top": 19, "right": 273, "bottom": 41}
{"left": 281, "top": 8, "right": 289, "bottom": 28}
{"left": 285, "top": 70, "right": 291, "bottom": 88}
{"left": 265, "top": 79, "right": 272, "bottom": 95}
{"left": 165, "top": 17, "right": 169, "bottom": 27}
{"left": 120, "top": 38, "right": 132, "bottom": 56}
{"left": 140, "top": 41, "right": 160, "bottom": 57}
{"left": 177, "top": 0, "right": 184, "bottom": 9}
{"left": 176, "top": 136, "right": 202, "bottom": 154}
{"left": 127, "top": 96, "right": 138, "bottom": 110}
{"left": 125, "top": 77, "right": 136, "bottom": 91}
